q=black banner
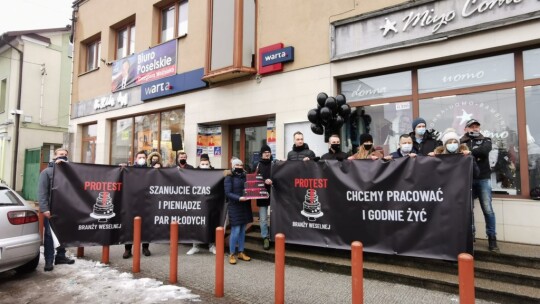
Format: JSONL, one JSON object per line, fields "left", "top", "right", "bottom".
{"left": 270, "top": 155, "right": 474, "bottom": 261}
{"left": 50, "top": 163, "right": 226, "bottom": 247}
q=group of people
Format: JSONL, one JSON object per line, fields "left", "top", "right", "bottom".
{"left": 37, "top": 116, "right": 498, "bottom": 272}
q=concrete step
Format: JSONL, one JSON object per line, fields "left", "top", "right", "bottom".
{"left": 236, "top": 228, "right": 540, "bottom": 304}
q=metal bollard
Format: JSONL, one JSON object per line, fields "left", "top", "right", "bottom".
{"left": 275, "top": 233, "right": 285, "bottom": 304}
{"left": 170, "top": 221, "right": 179, "bottom": 283}
{"left": 351, "top": 241, "right": 364, "bottom": 304}
{"left": 132, "top": 216, "right": 141, "bottom": 273}
{"left": 458, "top": 253, "right": 475, "bottom": 304}
{"left": 215, "top": 227, "right": 224, "bottom": 297}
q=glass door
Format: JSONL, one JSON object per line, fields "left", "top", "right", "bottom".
{"left": 231, "top": 124, "right": 267, "bottom": 173}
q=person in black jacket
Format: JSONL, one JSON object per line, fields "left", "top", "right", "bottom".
{"left": 255, "top": 145, "right": 273, "bottom": 250}
{"left": 224, "top": 157, "right": 253, "bottom": 264}
{"left": 177, "top": 151, "right": 194, "bottom": 169}
{"left": 461, "top": 119, "right": 499, "bottom": 252}
{"left": 287, "top": 131, "right": 316, "bottom": 161}
{"left": 409, "top": 117, "right": 441, "bottom": 156}
{"left": 321, "top": 134, "right": 348, "bottom": 161}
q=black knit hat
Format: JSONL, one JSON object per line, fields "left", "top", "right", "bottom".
{"left": 260, "top": 144, "right": 271, "bottom": 154}
{"left": 359, "top": 133, "right": 373, "bottom": 145}
{"left": 412, "top": 117, "right": 427, "bottom": 130}
{"left": 200, "top": 153, "right": 210, "bottom": 161}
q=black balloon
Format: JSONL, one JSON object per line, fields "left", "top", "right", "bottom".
{"left": 307, "top": 108, "right": 319, "bottom": 124}
{"left": 311, "top": 123, "right": 324, "bottom": 135}
{"left": 339, "top": 104, "right": 351, "bottom": 118}
{"left": 320, "top": 107, "right": 332, "bottom": 121}
{"left": 317, "top": 92, "right": 328, "bottom": 107}
{"left": 335, "top": 94, "right": 346, "bottom": 106}
{"left": 334, "top": 115, "right": 345, "bottom": 129}
{"left": 325, "top": 97, "right": 337, "bottom": 112}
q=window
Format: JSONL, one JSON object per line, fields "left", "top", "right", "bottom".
{"left": 116, "top": 24, "right": 136, "bottom": 60}
{"left": 111, "top": 118, "right": 133, "bottom": 165}
{"left": 203, "top": 0, "right": 256, "bottom": 82}
{"left": 82, "top": 124, "right": 97, "bottom": 164}
{"left": 525, "top": 86, "right": 540, "bottom": 191}
{"left": 85, "top": 39, "right": 101, "bottom": 72}
{"left": 0, "top": 79, "right": 6, "bottom": 113}
{"left": 160, "top": 1, "right": 189, "bottom": 43}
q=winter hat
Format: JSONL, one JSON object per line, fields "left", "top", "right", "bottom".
{"left": 440, "top": 128, "right": 460, "bottom": 144}
{"left": 231, "top": 157, "right": 243, "bottom": 167}
{"left": 260, "top": 144, "right": 271, "bottom": 154}
{"left": 412, "top": 117, "right": 427, "bottom": 130}
{"left": 200, "top": 153, "right": 210, "bottom": 161}
{"left": 359, "top": 133, "right": 373, "bottom": 145}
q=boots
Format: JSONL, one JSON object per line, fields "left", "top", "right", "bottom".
{"left": 488, "top": 235, "right": 500, "bottom": 253}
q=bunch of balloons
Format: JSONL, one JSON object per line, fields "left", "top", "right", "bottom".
{"left": 307, "top": 92, "right": 351, "bottom": 142}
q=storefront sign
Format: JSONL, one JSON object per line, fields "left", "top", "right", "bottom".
{"left": 259, "top": 43, "right": 295, "bottom": 75}
{"left": 340, "top": 71, "right": 412, "bottom": 102}
{"left": 332, "top": 0, "right": 540, "bottom": 59}
{"left": 111, "top": 40, "right": 177, "bottom": 92}
{"left": 71, "top": 88, "right": 143, "bottom": 118}
{"left": 141, "top": 68, "right": 207, "bottom": 101}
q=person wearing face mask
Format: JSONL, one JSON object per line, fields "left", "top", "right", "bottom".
{"left": 349, "top": 133, "right": 384, "bottom": 160}
{"left": 224, "top": 157, "right": 253, "bottom": 264}
{"left": 123, "top": 151, "right": 152, "bottom": 259}
{"left": 38, "top": 148, "right": 76, "bottom": 271}
{"left": 177, "top": 151, "right": 194, "bottom": 169}
{"left": 433, "top": 128, "right": 471, "bottom": 155}
{"left": 321, "top": 134, "right": 349, "bottom": 161}
{"left": 254, "top": 145, "right": 274, "bottom": 250}
{"left": 147, "top": 152, "right": 163, "bottom": 168}
{"left": 409, "top": 117, "right": 441, "bottom": 156}
{"left": 460, "top": 119, "right": 499, "bottom": 252}
{"left": 386, "top": 134, "right": 418, "bottom": 159}
{"left": 187, "top": 154, "right": 217, "bottom": 255}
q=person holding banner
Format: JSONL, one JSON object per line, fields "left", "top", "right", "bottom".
{"left": 148, "top": 151, "right": 163, "bottom": 168}
{"left": 287, "top": 131, "right": 316, "bottom": 161}
{"left": 224, "top": 157, "right": 253, "bottom": 264}
{"left": 433, "top": 128, "right": 471, "bottom": 156}
{"left": 38, "top": 148, "right": 76, "bottom": 272}
{"left": 177, "top": 151, "right": 194, "bottom": 169}
{"left": 321, "top": 134, "right": 348, "bottom": 161}
{"left": 385, "top": 134, "right": 418, "bottom": 159}
{"left": 409, "top": 117, "right": 441, "bottom": 156}
{"left": 187, "top": 154, "right": 217, "bottom": 255}
{"left": 348, "top": 133, "right": 383, "bottom": 160}
{"left": 123, "top": 151, "right": 152, "bottom": 259}
{"left": 255, "top": 145, "right": 274, "bottom": 250}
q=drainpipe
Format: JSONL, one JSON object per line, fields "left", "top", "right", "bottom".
{"left": 0, "top": 37, "right": 24, "bottom": 190}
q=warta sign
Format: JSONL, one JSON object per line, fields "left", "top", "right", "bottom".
{"left": 259, "top": 43, "right": 295, "bottom": 75}
{"left": 332, "top": 0, "right": 540, "bottom": 60}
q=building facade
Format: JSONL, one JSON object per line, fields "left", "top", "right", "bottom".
{"left": 0, "top": 27, "right": 72, "bottom": 199}
{"left": 70, "top": 0, "right": 540, "bottom": 244}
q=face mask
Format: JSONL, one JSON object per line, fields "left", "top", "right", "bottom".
{"left": 446, "top": 143, "right": 459, "bottom": 153}
{"left": 151, "top": 160, "right": 158, "bottom": 166}
{"left": 200, "top": 164, "right": 210, "bottom": 169}
{"left": 234, "top": 167, "right": 243, "bottom": 173}
{"left": 56, "top": 156, "right": 68, "bottom": 162}
{"left": 330, "top": 144, "right": 341, "bottom": 152}
{"left": 179, "top": 159, "right": 187, "bottom": 165}
{"left": 363, "top": 144, "right": 373, "bottom": 150}
{"left": 416, "top": 127, "right": 426, "bottom": 136}
{"left": 137, "top": 158, "right": 146, "bottom": 166}
{"left": 468, "top": 131, "right": 480, "bottom": 138}
{"left": 400, "top": 144, "right": 413, "bottom": 154}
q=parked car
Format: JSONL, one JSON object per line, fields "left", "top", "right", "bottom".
{"left": 0, "top": 183, "right": 41, "bottom": 273}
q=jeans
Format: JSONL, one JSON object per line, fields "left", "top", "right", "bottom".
{"left": 472, "top": 179, "right": 497, "bottom": 237}
{"left": 229, "top": 224, "right": 246, "bottom": 255}
{"left": 259, "top": 206, "right": 269, "bottom": 239}
{"left": 43, "top": 217, "right": 66, "bottom": 263}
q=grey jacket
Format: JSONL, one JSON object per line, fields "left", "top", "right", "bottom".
{"left": 38, "top": 162, "right": 55, "bottom": 213}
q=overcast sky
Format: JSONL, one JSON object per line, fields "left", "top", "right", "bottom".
{"left": 0, "top": 0, "right": 72, "bottom": 34}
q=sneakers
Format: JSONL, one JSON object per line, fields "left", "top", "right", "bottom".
{"left": 187, "top": 244, "right": 200, "bottom": 255}
{"left": 44, "top": 261, "right": 54, "bottom": 272}
{"left": 54, "top": 256, "right": 75, "bottom": 265}
{"left": 237, "top": 252, "right": 251, "bottom": 261}
{"left": 123, "top": 250, "right": 132, "bottom": 259}
{"left": 142, "top": 247, "right": 151, "bottom": 256}
{"left": 263, "top": 238, "right": 270, "bottom": 250}
{"left": 209, "top": 244, "right": 216, "bottom": 255}
{"left": 229, "top": 254, "right": 237, "bottom": 265}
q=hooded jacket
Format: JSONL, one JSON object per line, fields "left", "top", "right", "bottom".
{"left": 147, "top": 152, "right": 163, "bottom": 167}
{"left": 287, "top": 143, "right": 316, "bottom": 161}
{"left": 434, "top": 143, "right": 480, "bottom": 178}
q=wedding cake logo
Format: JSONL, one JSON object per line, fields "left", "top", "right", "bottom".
{"left": 90, "top": 192, "right": 116, "bottom": 222}
{"left": 300, "top": 189, "right": 324, "bottom": 221}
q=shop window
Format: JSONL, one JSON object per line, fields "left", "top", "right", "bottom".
{"left": 111, "top": 118, "right": 133, "bottom": 165}
{"left": 159, "top": 1, "right": 189, "bottom": 43}
{"left": 84, "top": 38, "right": 101, "bottom": 72}
{"left": 116, "top": 24, "right": 136, "bottom": 60}
{"left": 420, "top": 89, "right": 520, "bottom": 195}
{"left": 418, "top": 54, "right": 514, "bottom": 94}
{"left": 134, "top": 113, "right": 159, "bottom": 156}
{"left": 341, "top": 71, "right": 412, "bottom": 103}
{"left": 523, "top": 48, "right": 540, "bottom": 80}
{"left": 203, "top": 0, "right": 256, "bottom": 83}
{"left": 82, "top": 124, "right": 97, "bottom": 164}
{"left": 160, "top": 109, "right": 185, "bottom": 167}
{"left": 0, "top": 78, "right": 6, "bottom": 113}
{"left": 525, "top": 85, "right": 540, "bottom": 191}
